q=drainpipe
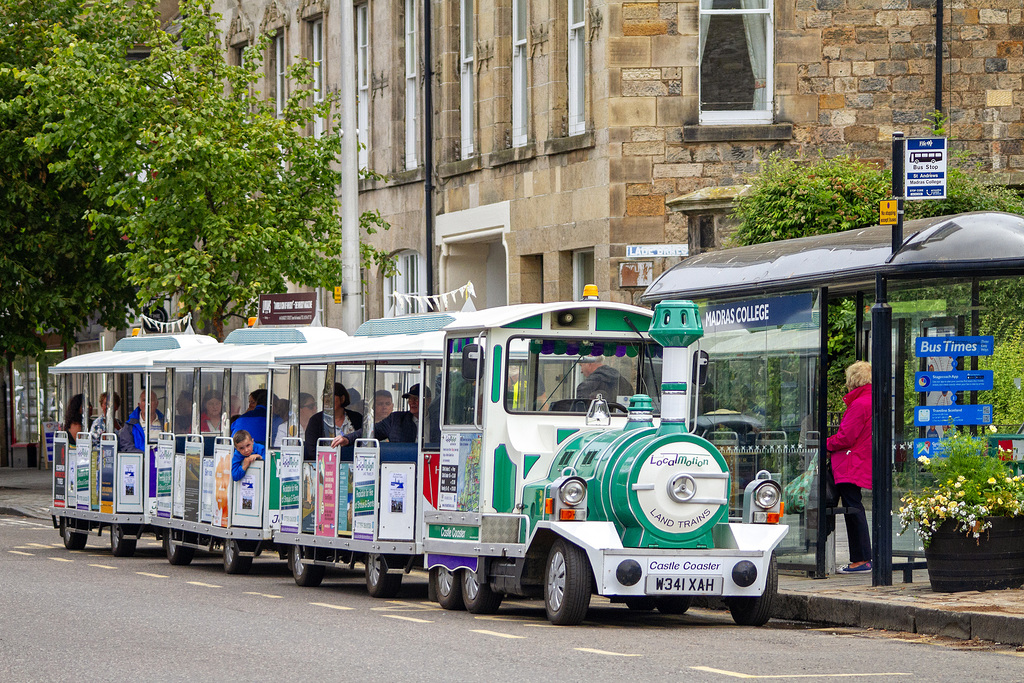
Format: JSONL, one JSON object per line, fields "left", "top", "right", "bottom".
{"left": 935, "top": 0, "right": 943, "bottom": 114}
{"left": 424, "top": 0, "right": 435, "bottom": 298}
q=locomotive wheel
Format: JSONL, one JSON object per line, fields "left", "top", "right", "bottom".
{"left": 291, "top": 545, "right": 325, "bottom": 588}
{"left": 365, "top": 553, "right": 403, "bottom": 598}
{"left": 109, "top": 523, "right": 137, "bottom": 558}
{"left": 223, "top": 539, "right": 253, "bottom": 575}
{"left": 432, "top": 567, "right": 464, "bottom": 610}
{"left": 164, "top": 533, "right": 195, "bottom": 566}
{"left": 656, "top": 596, "right": 692, "bottom": 615}
{"left": 61, "top": 518, "right": 87, "bottom": 551}
{"left": 545, "top": 539, "right": 591, "bottom": 625}
{"left": 462, "top": 570, "right": 503, "bottom": 614}
{"left": 727, "top": 553, "right": 777, "bottom": 627}
{"left": 624, "top": 597, "right": 657, "bottom": 611}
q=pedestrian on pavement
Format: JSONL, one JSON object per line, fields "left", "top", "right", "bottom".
{"left": 828, "top": 360, "right": 873, "bottom": 574}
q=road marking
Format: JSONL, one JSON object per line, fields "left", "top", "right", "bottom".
{"left": 187, "top": 581, "right": 222, "bottom": 588}
{"left": 137, "top": 572, "right": 168, "bottom": 578}
{"left": 89, "top": 564, "right": 117, "bottom": 570}
{"left": 49, "top": 557, "right": 74, "bottom": 563}
{"left": 8, "top": 550, "right": 33, "bottom": 556}
{"left": 244, "top": 591, "right": 283, "bottom": 599}
{"left": 473, "top": 615, "right": 547, "bottom": 624}
{"left": 25, "top": 543, "right": 52, "bottom": 548}
{"left": 690, "top": 667, "right": 913, "bottom": 679}
{"left": 576, "top": 648, "right": 641, "bottom": 657}
{"left": 470, "top": 629, "right": 526, "bottom": 640}
{"left": 382, "top": 615, "right": 433, "bottom": 624}
{"left": 310, "top": 602, "right": 354, "bottom": 611}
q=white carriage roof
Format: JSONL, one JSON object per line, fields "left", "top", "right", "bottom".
{"left": 222, "top": 325, "right": 349, "bottom": 346}
{"left": 53, "top": 334, "right": 219, "bottom": 374}
{"left": 155, "top": 340, "right": 319, "bottom": 371}
{"left": 275, "top": 330, "right": 447, "bottom": 364}
{"left": 437, "top": 301, "right": 655, "bottom": 333}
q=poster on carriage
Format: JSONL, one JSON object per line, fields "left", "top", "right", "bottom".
{"left": 53, "top": 436, "right": 67, "bottom": 508}
{"left": 278, "top": 445, "right": 302, "bottom": 534}
{"left": 438, "top": 432, "right": 481, "bottom": 512}
{"left": 353, "top": 444, "right": 377, "bottom": 541}
{"left": 315, "top": 445, "right": 337, "bottom": 537}
{"left": 156, "top": 436, "right": 174, "bottom": 518}
{"left": 212, "top": 440, "right": 232, "bottom": 528}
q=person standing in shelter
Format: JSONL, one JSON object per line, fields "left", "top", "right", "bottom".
{"left": 828, "top": 360, "right": 873, "bottom": 574}
{"left": 304, "top": 383, "right": 364, "bottom": 460}
{"left": 231, "top": 429, "right": 266, "bottom": 481}
{"left": 118, "top": 391, "right": 163, "bottom": 453}
{"left": 576, "top": 356, "right": 633, "bottom": 402}
{"left": 331, "top": 384, "right": 430, "bottom": 447}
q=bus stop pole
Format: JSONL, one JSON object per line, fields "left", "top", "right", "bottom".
{"left": 871, "top": 132, "right": 904, "bottom": 587}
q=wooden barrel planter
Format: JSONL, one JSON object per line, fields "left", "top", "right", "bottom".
{"left": 925, "top": 517, "right": 1024, "bottom": 592}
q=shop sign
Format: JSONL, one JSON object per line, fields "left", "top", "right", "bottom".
{"left": 258, "top": 293, "right": 317, "bottom": 326}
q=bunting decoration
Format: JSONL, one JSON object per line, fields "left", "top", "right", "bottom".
{"left": 392, "top": 281, "right": 476, "bottom": 314}
{"left": 139, "top": 312, "right": 194, "bottom": 334}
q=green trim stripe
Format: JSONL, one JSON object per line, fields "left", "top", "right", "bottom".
{"left": 491, "top": 344, "right": 503, "bottom": 403}
{"left": 492, "top": 445, "right": 516, "bottom": 513}
{"left": 661, "top": 382, "right": 688, "bottom": 392}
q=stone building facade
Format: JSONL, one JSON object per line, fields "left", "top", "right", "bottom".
{"left": 214, "top": 0, "right": 1024, "bottom": 323}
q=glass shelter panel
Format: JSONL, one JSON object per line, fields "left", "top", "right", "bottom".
{"left": 695, "top": 291, "right": 820, "bottom": 568}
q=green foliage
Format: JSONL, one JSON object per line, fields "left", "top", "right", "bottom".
{"left": 730, "top": 152, "right": 891, "bottom": 246}
{"left": 899, "top": 427, "right": 1024, "bottom": 545}
{"left": 978, "top": 322, "right": 1024, "bottom": 426}
{"left": 0, "top": 0, "right": 137, "bottom": 359}
{"left": 18, "top": 0, "right": 392, "bottom": 338}
{"left": 925, "top": 109, "right": 948, "bottom": 137}
{"left": 826, "top": 298, "right": 857, "bottom": 412}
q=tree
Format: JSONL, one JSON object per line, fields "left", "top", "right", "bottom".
{"left": 0, "top": 0, "right": 137, "bottom": 360}
{"left": 22, "top": 0, "right": 392, "bottom": 338}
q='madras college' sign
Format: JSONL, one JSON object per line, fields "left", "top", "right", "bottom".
{"left": 702, "top": 293, "right": 814, "bottom": 332}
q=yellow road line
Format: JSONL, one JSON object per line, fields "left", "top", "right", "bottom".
{"left": 690, "top": 667, "right": 913, "bottom": 679}
{"left": 473, "top": 615, "right": 547, "bottom": 624}
{"left": 8, "top": 550, "right": 33, "bottom": 556}
{"left": 187, "top": 581, "right": 221, "bottom": 588}
{"left": 49, "top": 557, "right": 74, "bottom": 563}
{"left": 137, "top": 572, "right": 168, "bottom": 578}
{"left": 89, "top": 564, "right": 117, "bottom": 570}
{"left": 576, "top": 647, "right": 641, "bottom": 657}
{"left": 470, "top": 629, "right": 526, "bottom": 639}
{"left": 310, "top": 602, "right": 354, "bottom": 611}
{"left": 244, "top": 591, "right": 283, "bottom": 599}
{"left": 382, "top": 614, "right": 433, "bottom": 624}
{"left": 25, "top": 543, "right": 52, "bottom": 548}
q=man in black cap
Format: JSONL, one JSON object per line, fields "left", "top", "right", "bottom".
{"left": 331, "top": 383, "right": 431, "bottom": 447}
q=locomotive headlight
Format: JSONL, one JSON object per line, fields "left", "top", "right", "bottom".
{"left": 754, "top": 481, "right": 781, "bottom": 510}
{"left": 559, "top": 478, "right": 587, "bottom": 506}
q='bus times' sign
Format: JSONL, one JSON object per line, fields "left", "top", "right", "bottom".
{"left": 914, "top": 335, "right": 993, "bottom": 357}
{"left": 905, "top": 137, "right": 946, "bottom": 200}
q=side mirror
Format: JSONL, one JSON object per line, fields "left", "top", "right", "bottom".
{"left": 461, "top": 343, "right": 483, "bottom": 381}
{"left": 693, "top": 349, "right": 709, "bottom": 387}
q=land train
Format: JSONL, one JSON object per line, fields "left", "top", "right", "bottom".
{"left": 50, "top": 298, "right": 787, "bottom": 626}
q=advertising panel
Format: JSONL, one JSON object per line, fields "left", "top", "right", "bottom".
{"left": 439, "top": 432, "right": 482, "bottom": 512}
{"left": 184, "top": 439, "right": 202, "bottom": 522}
{"left": 76, "top": 441, "right": 91, "bottom": 511}
{"left": 316, "top": 446, "right": 338, "bottom": 537}
{"left": 231, "top": 461, "right": 263, "bottom": 527}
{"left": 353, "top": 445, "right": 378, "bottom": 541}
{"left": 212, "top": 440, "right": 232, "bottom": 528}
{"left": 278, "top": 445, "right": 302, "bottom": 534}
{"left": 117, "top": 453, "right": 144, "bottom": 513}
{"left": 156, "top": 436, "right": 174, "bottom": 518}
{"left": 53, "top": 436, "right": 67, "bottom": 508}
{"left": 337, "top": 463, "right": 352, "bottom": 537}
{"left": 100, "top": 440, "right": 115, "bottom": 514}
{"left": 301, "top": 461, "right": 316, "bottom": 534}
{"left": 173, "top": 453, "right": 186, "bottom": 518}
{"left": 200, "top": 455, "right": 215, "bottom": 523}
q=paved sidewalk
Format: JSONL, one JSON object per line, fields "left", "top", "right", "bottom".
{"left": 3, "top": 466, "right": 1023, "bottom": 645}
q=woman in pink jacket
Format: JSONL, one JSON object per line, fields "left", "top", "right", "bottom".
{"left": 827, "top": 361, "right": 873, "bottom": 573}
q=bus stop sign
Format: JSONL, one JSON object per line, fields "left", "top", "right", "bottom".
{"left": 905, "top": 137, "right": 946, "bottom": 200}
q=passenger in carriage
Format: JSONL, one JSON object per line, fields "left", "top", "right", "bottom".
{"left": 173, "top": 390, "right": 193, "bottom": 433}
{"left": 118, "top": 391, "right": 163, "bottom": 452}
{"left": 231, "top": 429, "right": 266, "bottom": 481}
{"left": 231, "top": 389, "right": 271, "bottom": 445}
{"left": 90, "top": 391, "right": 122, "bottom": 439}
{"left": 64, "top": 394, "right": 85, "bottom": 446}
{"left": 331, "top": 384, "right": 435, "bottom": 447}
{"left": 274, "top": 392, "right": 318, "bottom": 444}
{"left": 372, "top": 390, "right": 394, "bottom": 420}
{"left": 199, "top": 390, "right": 223, "bottom": 433}
{"left": 303, "top": 383, "right": 364, "bottom": 460}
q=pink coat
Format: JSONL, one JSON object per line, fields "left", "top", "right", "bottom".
{"left": 827, "top": 383, "right": 872, "bottom": 489}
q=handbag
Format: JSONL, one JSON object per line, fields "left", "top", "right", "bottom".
{"left": 823, "top": 453, "right": 839, "bottom": 509}
{"left": 782, "top": 465, "right": 815, "bottom": 513}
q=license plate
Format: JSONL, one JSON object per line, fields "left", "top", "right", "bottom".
{"left": 645, "top": 575, "right": 721, "bottom": 595}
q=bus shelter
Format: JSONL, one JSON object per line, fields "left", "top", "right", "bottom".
{"left": 642, "top": 211, "right": 1024, "bottom": 582}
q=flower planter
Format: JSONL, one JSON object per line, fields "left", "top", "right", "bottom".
{"left": 925, "top": 517, "right": 1024, "bottom": 593}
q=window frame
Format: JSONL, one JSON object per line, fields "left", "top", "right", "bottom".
{"left": 273, "top": 32, "right": 286, "bottom": 118}
{"left": 356, "top": 3, "right": 370, "bottom": 170}
{"left": 571, "top": 249, "right": 594, "bottom": 301}
{"left": 459, "top": 0, "right": 475, "bottom": 159}
{"left": 311, "top": 17, "right": 325, "bottom": 138}
{"left": 567, "top": 0, "right": 586, "bottom": 136}
{"left": 405, "top": 0, "right": 419, "bottom": 169}
{"left": 385, "top": 251, "right": 427, "bottom": 317}
{"left": 698, "top": 0, "right": 774, "bottom": 125}
{"left": 511, "top": 0, "right": 528, "bottom": 147}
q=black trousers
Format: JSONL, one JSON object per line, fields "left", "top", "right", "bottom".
{"left": 837, "top": 482, "right": 872, "bottom": 564}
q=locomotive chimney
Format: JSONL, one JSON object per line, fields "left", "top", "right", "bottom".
{"left": 647, "top": 300, "right": 704, "bottom": 434}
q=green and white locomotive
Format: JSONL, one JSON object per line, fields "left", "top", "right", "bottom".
{"left": 424, "top": 299, "right": 786, "bottom": 625}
